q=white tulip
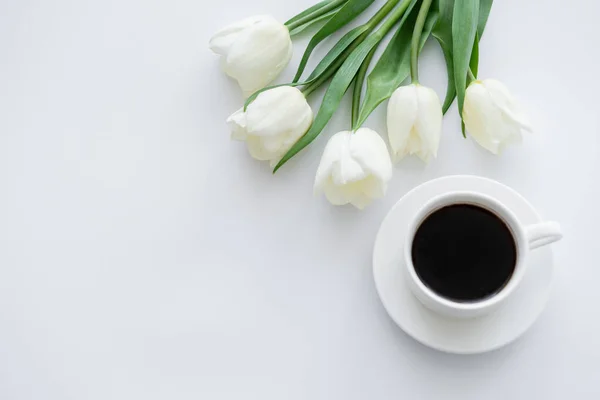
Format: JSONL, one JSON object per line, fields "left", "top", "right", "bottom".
{"left": 387, "top": 84, "right": 443, "bottom": 163}
{"left": 463, "top": 79, "right": 532, "bottom": 154}
{"left": 209, "top": 15, "right": 293, "bottom": 97}
{"left": 314, "top": 128, "right": 393, "bottom": 210}
{"left": 227, "top": 86, "right": 313, "bottom": 167}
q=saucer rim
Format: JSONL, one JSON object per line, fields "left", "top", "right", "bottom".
{"left": 372, "top": 174, "right": 553, "bottom": 355}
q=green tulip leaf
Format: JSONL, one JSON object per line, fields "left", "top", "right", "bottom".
{"left": 478, "top": 0, "right": 493, "bottom": 36}
{"left": 355, "top": 0, "right": 438, "bottom": 128}
{"left": 432, "top": 0, "right": 453, "bottom": 40}
{"left": 288, "top": 8, "right": 340, "bottom": 36}
{"left": 433, "top": 0, "right": 493, "bottom": 114}
{"left": 351, "top": 47, "right": 377, "bottom": 129}
{"left": 297, "top": 0, "right": 405, "bottom": 88}
{"left": 438, "top": 40, "right": 455, "bottom": 114}
{"left": 274, "top": 0, "right": 413, "bottom": 172}
{"left": 470, "top": 30, "right": 480, "bottom": 78}
{"left": 285, "top": 0, "right": 349, "bottom": 33}
{"left": 452, "top": 0, "right": 479, "bottom": 116}
{"left": 303, "top": 24, "right": 371, "bottom": 83}
{"left": 249, "top": 0, "right": 408, "bottom": 110}
{"left": 243, "top": 24, "right": 372, "bottom": 111}
{"left": 293, "top": 0, "right": 376, "bottom": 82}
{"left": 432, "top": 0, "right": 456, "bottom": 113}
{"left": 244, "top": 23, "right": 370, "bottom": 111}
{"left": 275, "top": 38, "right": 381, "bottom": 172}
{"left": 285, "top": 0, "right": 336, "bottom": 27}
{"left": 470, "top": 0, "right": 491, "bottom": 80}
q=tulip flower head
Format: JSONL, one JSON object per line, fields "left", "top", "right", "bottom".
{"left": 386, "top": 84, "right": 443, "bottom": 163}
{"left": 210, "top": 15, "right": 293, "bottom": 97}
{"left": 227, "top": 86, "right": 313, "bottom": 167}
{"left": 463, "top": 79, "right": 532, "bottom": 154}
{"left": 314, "top": 128, "right": 393, "bottom": 209}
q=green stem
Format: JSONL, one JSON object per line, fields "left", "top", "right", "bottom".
{"left": 302, "top": 0, "right": 401, "bottom": 96}
{"left": 351, "top": 48, "right": 377, "bottom": 129}
{"left": 286, "top": 0, "right": 347, "bottom": 32}
{"left": 366, "top": 0, "right": 402, "bottom": 28}
{"left": 409, "top": 0, "right": 433, "bottom": 83}
{"left": 374, "top": 0, "right": 413, "bottom": 40}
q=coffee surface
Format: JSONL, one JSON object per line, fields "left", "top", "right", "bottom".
{"left": 411, "top": 204, "right": 517, "bottom": 302}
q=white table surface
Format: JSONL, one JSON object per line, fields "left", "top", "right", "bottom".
{"left": 1, "top": 0, "right": 599, "bottom": 399}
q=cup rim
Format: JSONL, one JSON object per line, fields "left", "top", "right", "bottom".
{"left": 404, "top": 191, "right": 528, "bottom": 312}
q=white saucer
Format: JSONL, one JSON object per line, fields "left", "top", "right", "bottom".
{"left": 373, "top": 175, "right": 554, "bottom": 354}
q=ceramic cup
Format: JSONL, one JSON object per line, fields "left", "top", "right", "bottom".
{"left": 404, "top": 191, "right": 562, "bottom": 319}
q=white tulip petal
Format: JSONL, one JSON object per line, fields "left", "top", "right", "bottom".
{"left": 210, "top": 15, "right": 292, "bottom": 96}
{"left": 350, "top": 193, "right": 372, "bottom": 210}
{"left": 246, "top": 87, "right": 309, "bottom": 137}
{"left": 245, "top": 136, "right": 273, "bottom": 161}
{"left": 357, "top": 175, "right": 387, "bottom": 199}
{"left": 386, "top": 84, "right": 442, "bottom": 163}
{"left": 387, "top": 85, "right": 418, "bottom": 160}
{"left": 414, "top": 86, "right": 442, "bottom": 161}
{"left": 324, "top": 132, "right": 369, "bottom": 186}
{"left": 226, "top": 108, "right": 247, "bottom": 141}
{"left": 209, "top": 15, "right": 265, "bottom": 55}
{"left": 227, "top": 87, "right": 313, "bottom": 165}
{"left": 350, "top": 128, "right": 393, "bottom": 183}
{"left": 287, "top": 106, "right": 313, "bottom": 143}
{"left": 463, "top": 80, "right": 531, "bottom": 155}
{"left": 331, "top": 154, "right": 368, "bottom": 186}
{"left": 260, "top": 131, "right": 287, "bottom": 155}
{"left": 483, "top": 79, "right": 533, "bottom": 132}
{"left": 314, "top": 129, "right": 393, "bottom": 210}
{"left": 314, "top": 131, "right": 349, "bottom": 192}
{"left": 323, "top": 179, "right": 352, "bottom": 206}
{"left": 405, "top": 133, "right": 426, "bottom": 160}
{"left": 464, "top": 83, "right": 504, "bottom": 154}
{"left": 223, "top": 16, "right": 292, "bottom": 96}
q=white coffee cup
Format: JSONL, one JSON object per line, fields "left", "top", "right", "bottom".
{"left": 404, "top": 191, "right": 562, "bottom": 319}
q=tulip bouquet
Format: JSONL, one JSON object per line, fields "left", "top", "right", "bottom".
{"left": 210, "top": 0, "right": 532, "bottom": 209}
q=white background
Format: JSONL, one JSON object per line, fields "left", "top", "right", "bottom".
{"left": 1, "top": 0, "right": 599, "bottom": 399}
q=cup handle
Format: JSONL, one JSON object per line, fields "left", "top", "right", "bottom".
{"left": 525, "top": 222, "right": 563, "bottom": 250}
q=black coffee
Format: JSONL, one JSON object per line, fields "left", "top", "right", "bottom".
{"left": 411, "top": 204, "right": 517, "bottom": 302}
